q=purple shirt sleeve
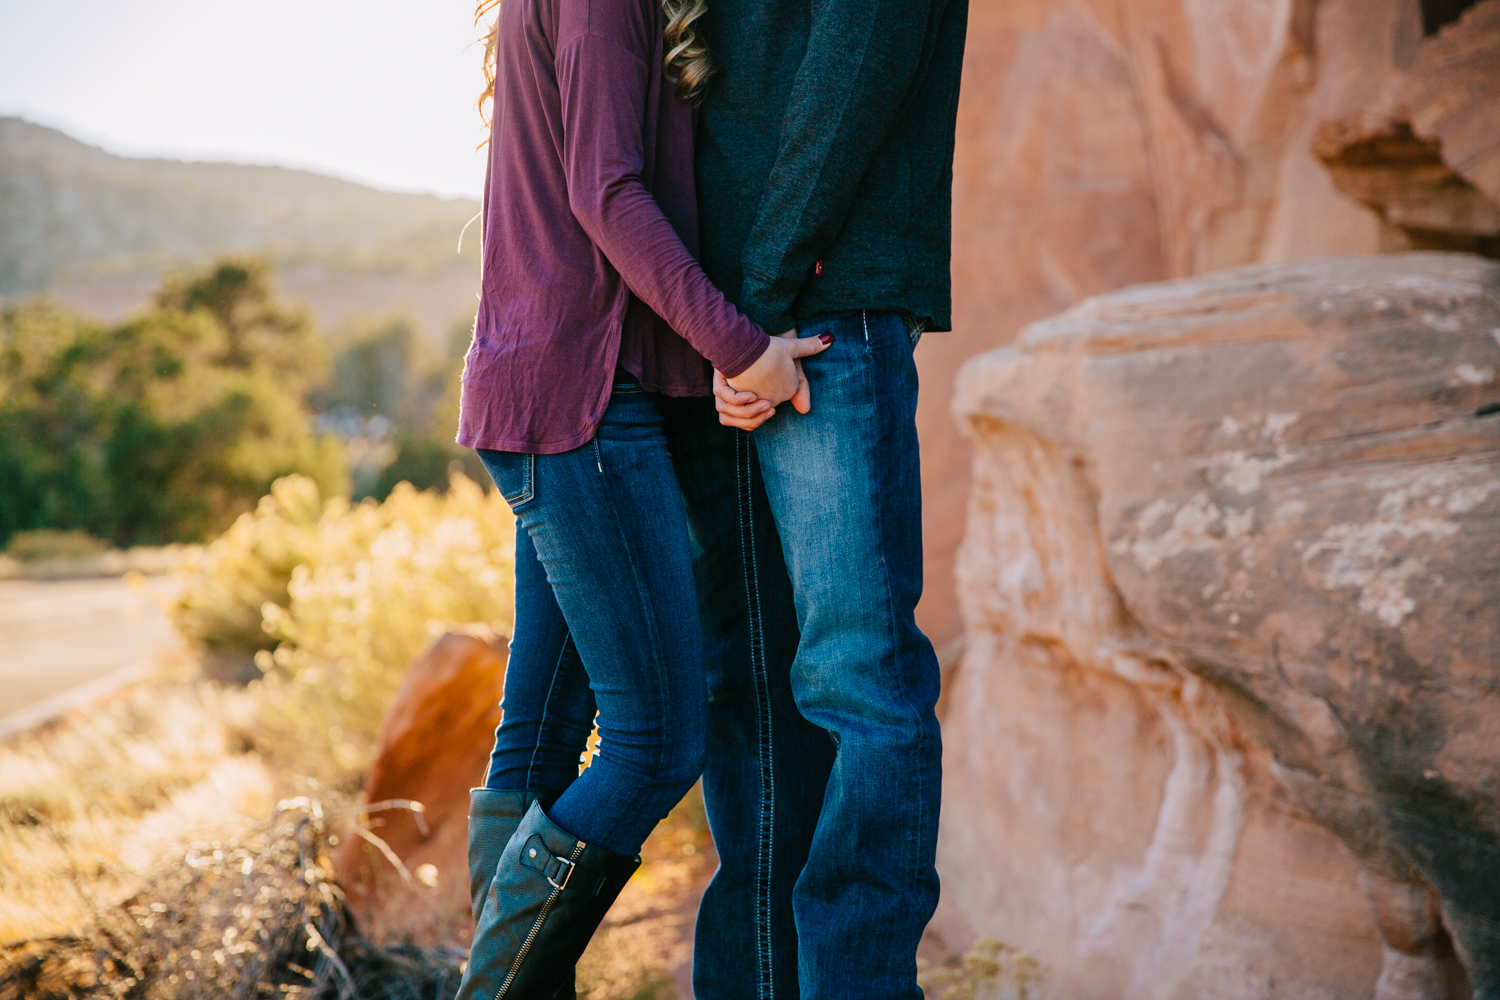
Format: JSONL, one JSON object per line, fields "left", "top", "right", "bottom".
{"left": 555, "top": 29, "right": 769, "bottom": 379}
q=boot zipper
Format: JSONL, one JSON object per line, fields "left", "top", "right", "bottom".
{"left": 494, "top": 839, "right": 587, "bottom": 1000}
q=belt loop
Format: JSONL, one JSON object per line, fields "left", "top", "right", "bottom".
{"left": 861, "top": 309, "right": 869, "bottom": 343}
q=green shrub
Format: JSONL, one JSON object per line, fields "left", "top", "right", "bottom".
{"left": 316, "top": 312, "right": 481, "bottom": 501}
{"left": 371, "top": 434, "right": 486, "bottom": 499}
{"left": 3, "top": 529, "right": 106, "bottom": 562}
{"left": 316, "top": 314, "right": 431, "bottom": 431}
{"left": 170, "top": 472, "right": 515, "bottom": 784}
{"left": 0, "top": 259, "right": 346, "bottom": 548}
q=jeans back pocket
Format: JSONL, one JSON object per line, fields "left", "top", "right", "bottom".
{"left": 477, "top": 449, "right": 536, "bottom": 509}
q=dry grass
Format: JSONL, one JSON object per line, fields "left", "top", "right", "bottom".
{"left": 917, "top": 939, "right": 1041, "bottom": 1000}
{"left": 0, "top": 670, "right": 471, "bottom": 1000}
{"left": 0, "top": 632, "right": 709, "bottom": 1000}
{"left": 0, "top": 799, "right": 463, "bottom": 1000}
{"left": 0, "top": 672, "right": 272, "bottom": 946}
{"left": 3, "top": 531, "right": 106, "bottom": 563}
{"left": 0, "top": 675, "right": 711, "bottom": 1000}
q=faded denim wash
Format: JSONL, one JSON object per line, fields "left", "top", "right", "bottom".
{"left": 689, "top": 310, "right": 943, "bottom": 1000}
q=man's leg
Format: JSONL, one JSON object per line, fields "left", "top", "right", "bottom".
{"left": 752, "top": 310, "right": 943, "bottom": 1000}
{"left": 666, "top": 396, "right": 834, "bottom": 1000}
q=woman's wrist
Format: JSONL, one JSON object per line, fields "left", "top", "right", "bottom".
{"left": 714, "top": 330, "right": 773, "bottom": 381}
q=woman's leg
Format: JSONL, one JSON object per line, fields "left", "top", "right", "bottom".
{"left": 540, "top": 389, "right": 706, "bottom": 853}
{"left": 465, "top": 524, "right": 595, "bottom": 938}
{"left": 484, "top": 522, "right": 596, "bottom": 797}
{"left": 459, "top": 386, "right": 709, "bottom": 1000}
{"left": 479, "top": 384, "right": 709, "bottom": 853}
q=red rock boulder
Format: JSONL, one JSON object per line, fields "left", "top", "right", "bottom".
{"left": 334, "top": 633, "right": 506, "bottom": 947}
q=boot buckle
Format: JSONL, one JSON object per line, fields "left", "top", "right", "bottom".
{"left": 546, "top": 855, "right": 576, "bottom": 890}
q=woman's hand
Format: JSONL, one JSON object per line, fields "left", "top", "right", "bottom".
{"left": 716, "top": 329, "right": 830, "bottom": 430}
{"left": 729, "top": 330, "right": 831, "bottom": 405}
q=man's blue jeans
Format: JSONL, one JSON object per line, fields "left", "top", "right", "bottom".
{"left": 686, "top": 310, "right": 943, "bottom": 1000}
{"left": 476, "top": 376, "right": 710, "bottom": 857}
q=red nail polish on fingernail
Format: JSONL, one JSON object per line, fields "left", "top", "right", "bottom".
{"left": 819, "top": 333, "right": 833, "bottom": 345}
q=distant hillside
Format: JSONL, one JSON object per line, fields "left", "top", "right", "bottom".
{"left": 0, "top": 117, "right": 481, "bottom": 296}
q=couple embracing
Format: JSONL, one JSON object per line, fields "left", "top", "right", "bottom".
{"left": 454, "top": 0, "right": 968, "bottom": 995}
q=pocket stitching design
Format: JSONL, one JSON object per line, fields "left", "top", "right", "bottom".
{"left": 503, "top": 453, "right": 535, "bottom": 507}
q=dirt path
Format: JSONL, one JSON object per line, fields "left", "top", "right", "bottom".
{"left": 0, "top": 577, "right": 182, "bottom": 723}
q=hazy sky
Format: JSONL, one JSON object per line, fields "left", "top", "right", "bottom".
{"left": 0, "top": 0, "right": 491, "bottom": 199}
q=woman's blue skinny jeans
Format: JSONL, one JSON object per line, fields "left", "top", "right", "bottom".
{"left": 476, "top": 374, "right": 709, "bottom": 857}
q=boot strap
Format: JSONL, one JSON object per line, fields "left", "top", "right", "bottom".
{"left": 519, "top": 835, "right": 611, "bottom": 897}
{"left": 546, "top": 855, "right": 575, "bottom": 890}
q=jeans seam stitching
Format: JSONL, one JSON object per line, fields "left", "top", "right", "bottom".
{"left": 502, "top": 453, "right": 535, "bottom": 507}
{"left": 589, "top": 431, "right": 676, "bottom": 849}
{"left": 860, "top": 315, "right": 933, "bottom": 926}
{"left": 739, "top": 432, "right": 776, "bottom": 1000}
{"left": 527, "top": 631, "right": 575, "bottom": 789}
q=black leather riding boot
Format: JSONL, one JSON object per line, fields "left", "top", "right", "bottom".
{"left": 455, "top": 800, "right": 639, "bottom": 1000}
{"left": 463, "top": 789, "right": 575, "bottom": 1000}
{"left": 467, "top": 789, "right": 534, "bottom": 921}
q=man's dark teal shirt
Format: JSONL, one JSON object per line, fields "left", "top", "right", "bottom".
{"left": 694, "top": 0, "right": 970, "bottom": 334}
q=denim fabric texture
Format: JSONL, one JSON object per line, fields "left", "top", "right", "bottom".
{"left": 690, "top": 310, "right": 943, "bottom": 1000}
{"left": 476, "top": 376, "right": 711, "bottom": 857}
{"left": 667, "top": 406, "right": 825, "bottom": 999}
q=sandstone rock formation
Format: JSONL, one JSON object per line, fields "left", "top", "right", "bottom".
{"left": 917, "top": 0, "right": 1500, "bottom": 649}
{"left": 334, "top": 632, "right": 506, "bottom": 947}
{"left": 937, "top": 254, "right": 1500, "bottom": 997}
{"left": 1313, "top": 1, "right": 1500, "bottom": 258}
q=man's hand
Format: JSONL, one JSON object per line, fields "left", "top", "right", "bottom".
{"left": 714, "top": 369, "right": 774, "bottom": 430}
{"left": 715, "top": 329, "right": 829, "bottom": 430}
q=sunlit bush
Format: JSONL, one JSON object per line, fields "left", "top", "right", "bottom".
{"left": 170, "top": 472, "right": 515, "bottom": 783}
{"left": 169, "top": 474, "right": 333, "bottom": 669}
{"left": 3, "top": 529, "right": 106, "bottom": 562}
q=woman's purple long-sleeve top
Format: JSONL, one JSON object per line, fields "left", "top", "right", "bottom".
{"left": 457, "top": 0, "right": 769, "bottom": 454}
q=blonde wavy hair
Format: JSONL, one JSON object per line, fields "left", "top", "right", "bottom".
{"left": 477, "top": 0, "right": 716, "bottom": 127}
